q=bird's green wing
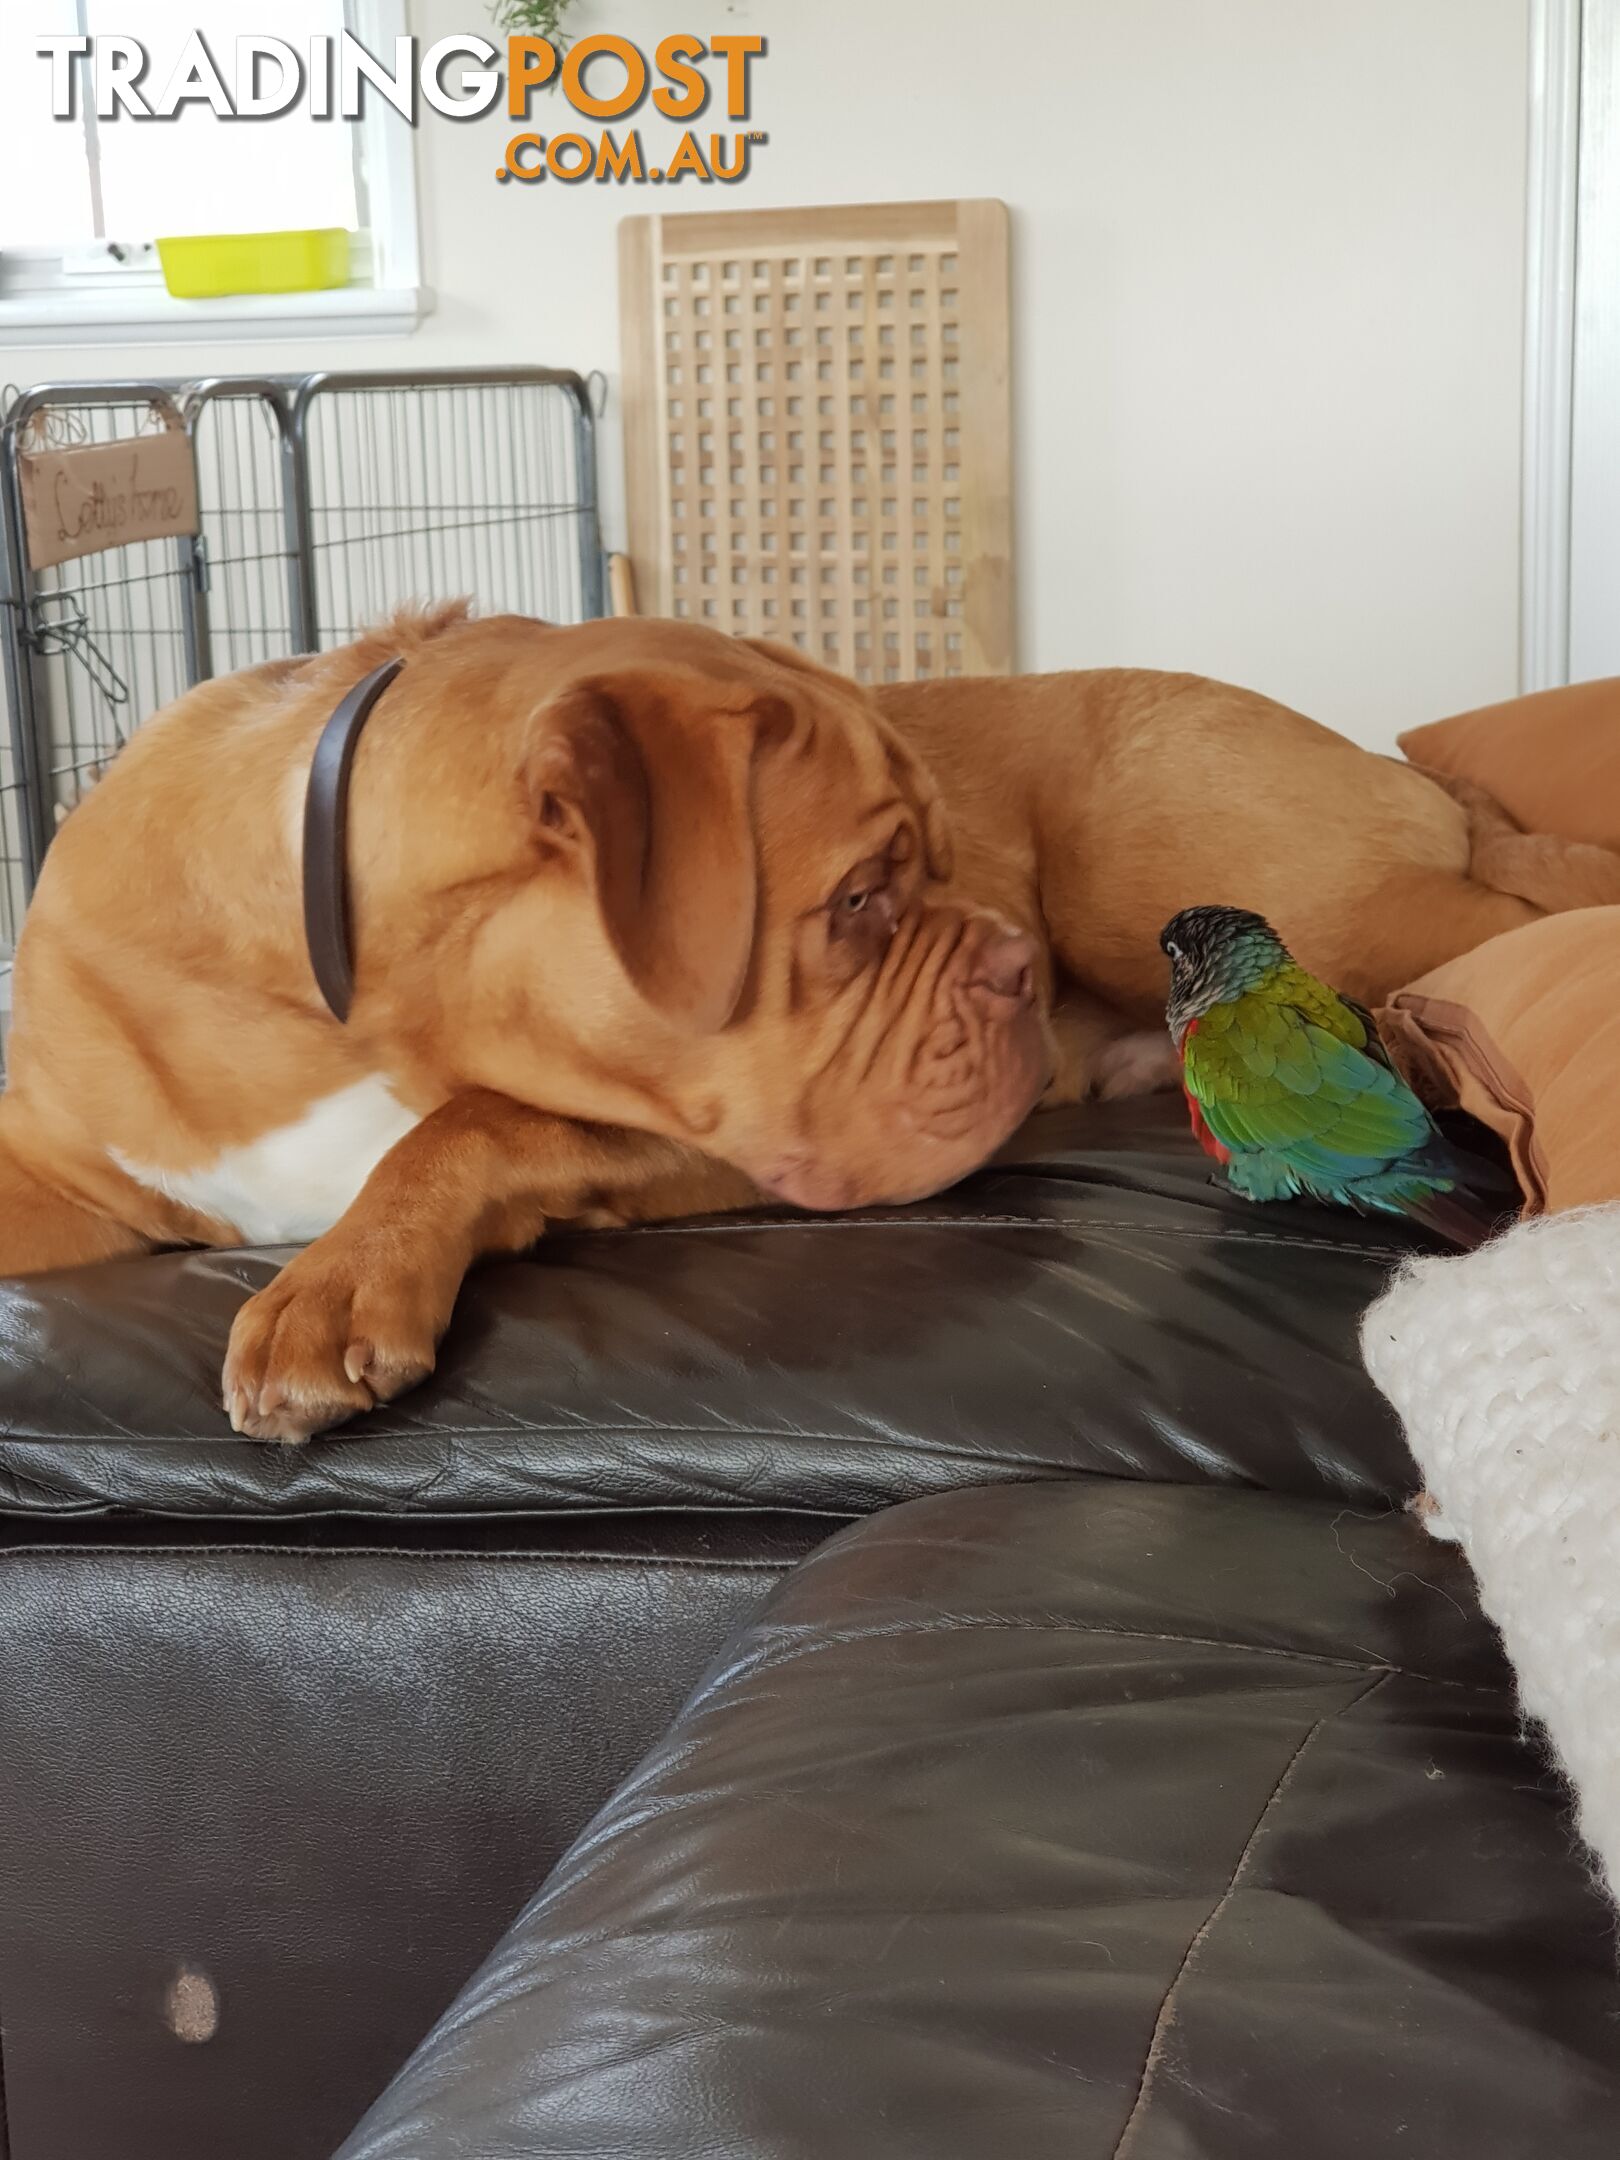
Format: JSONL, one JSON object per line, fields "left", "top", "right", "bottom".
{"left": 1183, "top": 980, "right": 1432, "bottom": 1184}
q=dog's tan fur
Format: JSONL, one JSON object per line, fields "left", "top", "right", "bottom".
{"left": 2, "top": 612, "right": 1611, "bottom": 1441}
{"left": 877, "top": 668, "right": 1569, "bottom": 1017}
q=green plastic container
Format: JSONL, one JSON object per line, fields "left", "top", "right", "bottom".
{"left": 156, "top": 228, "right": 350, "bottom": 300}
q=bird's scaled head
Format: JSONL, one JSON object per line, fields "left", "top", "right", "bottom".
{"left": 1160, "top": 904, "right": 1291, "bottom": 1043}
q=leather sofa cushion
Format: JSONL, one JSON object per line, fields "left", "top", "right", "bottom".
{"left": 0, "top": 1103, "right": 1422, "bottom": 1520}
{"left": 336, "top": 1477, "right": 1620, "bottom": 2160}
{"left": 0, "top": 1512, "right": 822, "bottom": 2160}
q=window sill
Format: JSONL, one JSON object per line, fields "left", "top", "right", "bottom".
{"left": 0, "top": 283, "right": 434, "bottom": 348}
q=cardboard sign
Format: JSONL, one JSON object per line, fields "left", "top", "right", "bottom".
{"left": 18, "top": 429, "right": 199, "bottom": 571}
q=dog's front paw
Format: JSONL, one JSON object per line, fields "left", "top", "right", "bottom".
{"left": 222, "top": 1244, "right": 446, "bottom": 1444}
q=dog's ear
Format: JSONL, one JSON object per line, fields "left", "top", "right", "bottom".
{"left": 873, "top": 714, "right": 954, "bottom": 883}
{"left": 740, "top": 636, "right": 954, "bottom": 883}
{"left": 525, "top": 668, "right": 788, "bottom": 1033}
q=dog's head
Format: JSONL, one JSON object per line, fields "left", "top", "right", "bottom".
{"left": 345, "top": 611, "right": 1049, "bottom": 1210}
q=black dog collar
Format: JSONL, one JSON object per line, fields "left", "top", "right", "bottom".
{"left": 301, "top": 656, "right": 404, "bottom": 1023}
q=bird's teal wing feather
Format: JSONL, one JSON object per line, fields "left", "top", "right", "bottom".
{"left": 1183, "top": 989, "right": 1433, "bottom": 1185}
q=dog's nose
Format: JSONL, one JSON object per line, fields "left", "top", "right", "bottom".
{"left": 968, "top": 927, "right": 1037, "bottom": 1009}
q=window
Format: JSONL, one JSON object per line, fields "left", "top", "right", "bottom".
{"left": 0, "top": 0, "right": 424, "bottom": 341}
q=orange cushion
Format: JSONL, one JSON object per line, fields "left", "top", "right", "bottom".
{"left": 1400, "top": 678, "right": 1620, "bottom": 851}
{"left": 1377, "top": 908, "right": 1620, "bottom": 1216}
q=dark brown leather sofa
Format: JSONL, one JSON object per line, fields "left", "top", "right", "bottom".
{"left": 0, "top": 1101, "right": 1616, "bottom": 2160}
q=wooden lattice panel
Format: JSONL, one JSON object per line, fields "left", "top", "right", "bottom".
{"left": 620, "top": 200, "right": 1012, "bottom": 682}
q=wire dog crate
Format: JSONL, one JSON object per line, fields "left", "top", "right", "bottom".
{"left": 185, "top": 376, "right": 306, "bottom": 676}
{"left": 0, "top": 364, "right": 604, "bottom": 1070}
{"left": 0, "top": 380, "right": 207, "bottom": 914}
{"left": 293, "top": 369, "right": 604, "bottom": 643}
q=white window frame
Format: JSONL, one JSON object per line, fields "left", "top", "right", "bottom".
{"left": 1569, "top": 0, "right": 1620, "bottom": 681}
{"left": 0, "top": 0, "right": 428, "bottom": 346}
{"left": 1523, "top": 0, "right": 1620, "bottom": 687}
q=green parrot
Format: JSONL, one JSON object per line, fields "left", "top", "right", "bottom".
{"left": 1160, "top": 904, "right": 1514, "bottom": 1246}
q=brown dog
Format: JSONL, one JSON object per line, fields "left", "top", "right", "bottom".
{"left": 0, "top": 607, "right": 1054, "bottom": 1439}
{"left": 872, "top": 667, "right": 1620, "bottom": 1033}
{"left": 1, "top": 608, "right": 1611, "bottom": 1442}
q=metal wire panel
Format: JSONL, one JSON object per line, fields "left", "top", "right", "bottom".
{"left": 2, "top": 386, "right": 199, "bottom": 814}
{"left": 186, "top": 378, "right": 305, "bottom": 672}
{"left": 0, "top": 727, "right": 24, "bottom": 1068}
{"left": 292, "top": 369, "right": 604, "bottom": 643}
{"left": 0, "top": 458, "right": 32, "bottom": 1040}
{"left": 0, "top": 384, "right": 201, "bottom": 1082}
{"left": 29, "top": 534, "right": 193, "bottom": 815}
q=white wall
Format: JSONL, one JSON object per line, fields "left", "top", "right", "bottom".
{"left": 7, "top": 0, "right": 1531, "bottom": 747}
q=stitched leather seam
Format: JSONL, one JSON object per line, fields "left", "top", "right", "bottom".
{"left": 0, "top": 1430, "right": 1163, "bottom": 1477}
{"left": 0, "top": 1559, "right": 1488, "bottom": 1687}
{"left": 709, "top": 1617, "right": 1498, "bottom": 1696}
{"left": 604, "top": 1213, "right": 1404, "bottom": 1256}
{"left": 0, "top": 1544, "right": 791, "bottom": 1572}
{"left": 1109, "top": 1668, "right": 1395, "bottom": 2156}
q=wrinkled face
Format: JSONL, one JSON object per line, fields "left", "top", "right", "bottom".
{"left": 391, "top": 618, "right": 1049, "bottom": 1212}
{"left": 704, "top": 673, "right": 1050, "bottom": 1208}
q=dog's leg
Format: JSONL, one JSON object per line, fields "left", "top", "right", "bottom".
{"left": 1465, "top": 829, "right": 1620, "bottom": 915}
{"left": 1091, "top": 1028, "right": 1182, "bottom": 1101}
{"left": 1411, "top": 764, "right": 1620, "bottom": 915}
{"left": 1327, "top": 867, "right": 1541, "bottom": 1006}
{"left": 221, "top": 1094, "right": 736, "bottom": 1443}
{"left": 0, "top": 1112, "right": 149, "bottom": 1276}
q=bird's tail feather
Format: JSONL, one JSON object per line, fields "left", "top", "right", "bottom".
{"left": 1399, "top": 1136, "right": 1521, "bottom": 1250}
{"left": 1403, "top": 1184, "right": 1514, "bottom": 1252}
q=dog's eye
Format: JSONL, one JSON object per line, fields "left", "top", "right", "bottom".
{"left": 1165, "top": 940, "right": 1181, "bottom": 960}
{"left": 828, "top": 854, "right": 890, "bottom": 931}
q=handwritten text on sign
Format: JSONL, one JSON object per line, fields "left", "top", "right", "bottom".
{"left": 19, "top": 431, "right": 199, "bottom": 571}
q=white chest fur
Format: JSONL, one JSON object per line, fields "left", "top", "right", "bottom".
{"left": 113, "top": 1076, "right": 423, "bottom": 1247}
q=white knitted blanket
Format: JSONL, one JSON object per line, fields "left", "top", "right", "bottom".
{"left": 1362, "top": 1208, "right": 1620, "bottom": 1902}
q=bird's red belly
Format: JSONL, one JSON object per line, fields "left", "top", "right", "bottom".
{"left": 1177, "top": 1017, "right": 1232, "bottom": 1164}
{"left": 1182, "top": 1087, "right": 1231, "bottom": 1165}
